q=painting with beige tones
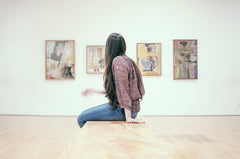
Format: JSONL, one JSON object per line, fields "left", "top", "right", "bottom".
{"left": 45, "top": 40, "right": 75, "bottom": 80}
{"left": 86, "top": 45, "right": 105, "bottom": 74}
{"left": 137, "top": 43, "right": 162, "bottom": 76}
{"left": 173, "top": 39, "right": 198, "bottom": 80}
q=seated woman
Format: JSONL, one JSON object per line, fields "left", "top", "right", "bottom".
{"left": 77, "top": 33, "right": 145, "bottom": 128}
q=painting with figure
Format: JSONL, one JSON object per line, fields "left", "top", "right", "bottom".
{"left": 86, "top": 45, "right": 105, "bottom": 74}
{"left": 45, "top": 40, "right": 75, "bottom": 80}
{"left": 137, "top": 43, "right": 161, "bottom": 76}
{"left": 173, "top": 39, "right": 198, "bottom": 79}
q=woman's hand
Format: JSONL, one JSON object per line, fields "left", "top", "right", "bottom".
{"left": 81, "top": 89, "right": 95, "bottom": 97}
{"left": 126, "top": 118, "right": 145, "bottom": 124}
{"left": 124, "top": 108, "right": 145, "bottom": 124}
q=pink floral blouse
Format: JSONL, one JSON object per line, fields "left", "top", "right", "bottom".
{"left": 112, "top": 55, "right": 145, "bottom": 112}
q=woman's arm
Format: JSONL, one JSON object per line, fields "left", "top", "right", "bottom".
{"left": 82, "top": 89, "right": 105, "bottom": 97}
{"left": 93, "top": 90, "right": 105, "bottom": 94}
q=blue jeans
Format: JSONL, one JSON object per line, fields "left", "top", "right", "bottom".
{"left": 77, "top": 103, "right": 138, "bottom": 128}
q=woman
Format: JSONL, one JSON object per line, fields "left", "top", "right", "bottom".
{"left": 77, "top": 33, "right": 145, "bottom": 128}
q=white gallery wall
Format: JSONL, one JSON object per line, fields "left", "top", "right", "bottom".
{"left": 0, "top": 0, "right": 240, "bottom": 116}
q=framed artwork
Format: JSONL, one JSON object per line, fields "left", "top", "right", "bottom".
{"left": 45, "top": 40, "right": 75, "bottom": 80}
{"left": 137, "top": 43, "right": 162, "bottom": 76}
{"left": 86, "top": 45, "right": 105, "bottom": 74}
{"left": 173, "top": 39, "right": 198, "bottom": 80}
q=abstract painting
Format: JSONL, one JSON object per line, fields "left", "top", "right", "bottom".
{"left": 45, "top": 40, "right": 75, "bottom": 80}
{"left": 173, "top": 39, "right": 198, "bottom": 79}
{"left": 137, "top": 43, "right": 161, "bottom": 76}
{"left": 86, "top": 45, "right": 105, "bottom": 74}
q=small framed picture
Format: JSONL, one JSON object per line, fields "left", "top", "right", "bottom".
{"left": 45, "top": 40, "right": 75, "bottom": 80}
{"left": 86, "top": 45, "right": 105, "bottom": 74}
{"left": 137, "top": 43, "right": 162, "bottom": 76}
{"left": 173, "top": 39, "right": 198, "bottom": 80}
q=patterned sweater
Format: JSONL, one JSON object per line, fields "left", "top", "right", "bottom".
{"left": 112, "top": 55, "right": 145, "bottom": 112}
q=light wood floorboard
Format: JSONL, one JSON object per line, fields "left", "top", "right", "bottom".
{"left": 0, "top": 115, "right": 239, "bottom": 159}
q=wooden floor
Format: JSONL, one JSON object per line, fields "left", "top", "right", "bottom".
{"left": 0, "top": 115, "right": 239, "bottom": 159}
{"left": 67, "top": 121, "right": 171, "bottom": 159}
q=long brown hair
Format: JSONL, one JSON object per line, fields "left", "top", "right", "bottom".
{"left": 103, "top": 33, "right": 144, "bottom": 109}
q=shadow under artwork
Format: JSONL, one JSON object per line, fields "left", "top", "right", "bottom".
{"left": 173, "top": 40, "right": 198, "bottom": 80}
{"left": 45, "top": 40, "right": 75, "bottom": 80}
{"left": 137, "top": 43, "right": 162, "bottom": 76}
